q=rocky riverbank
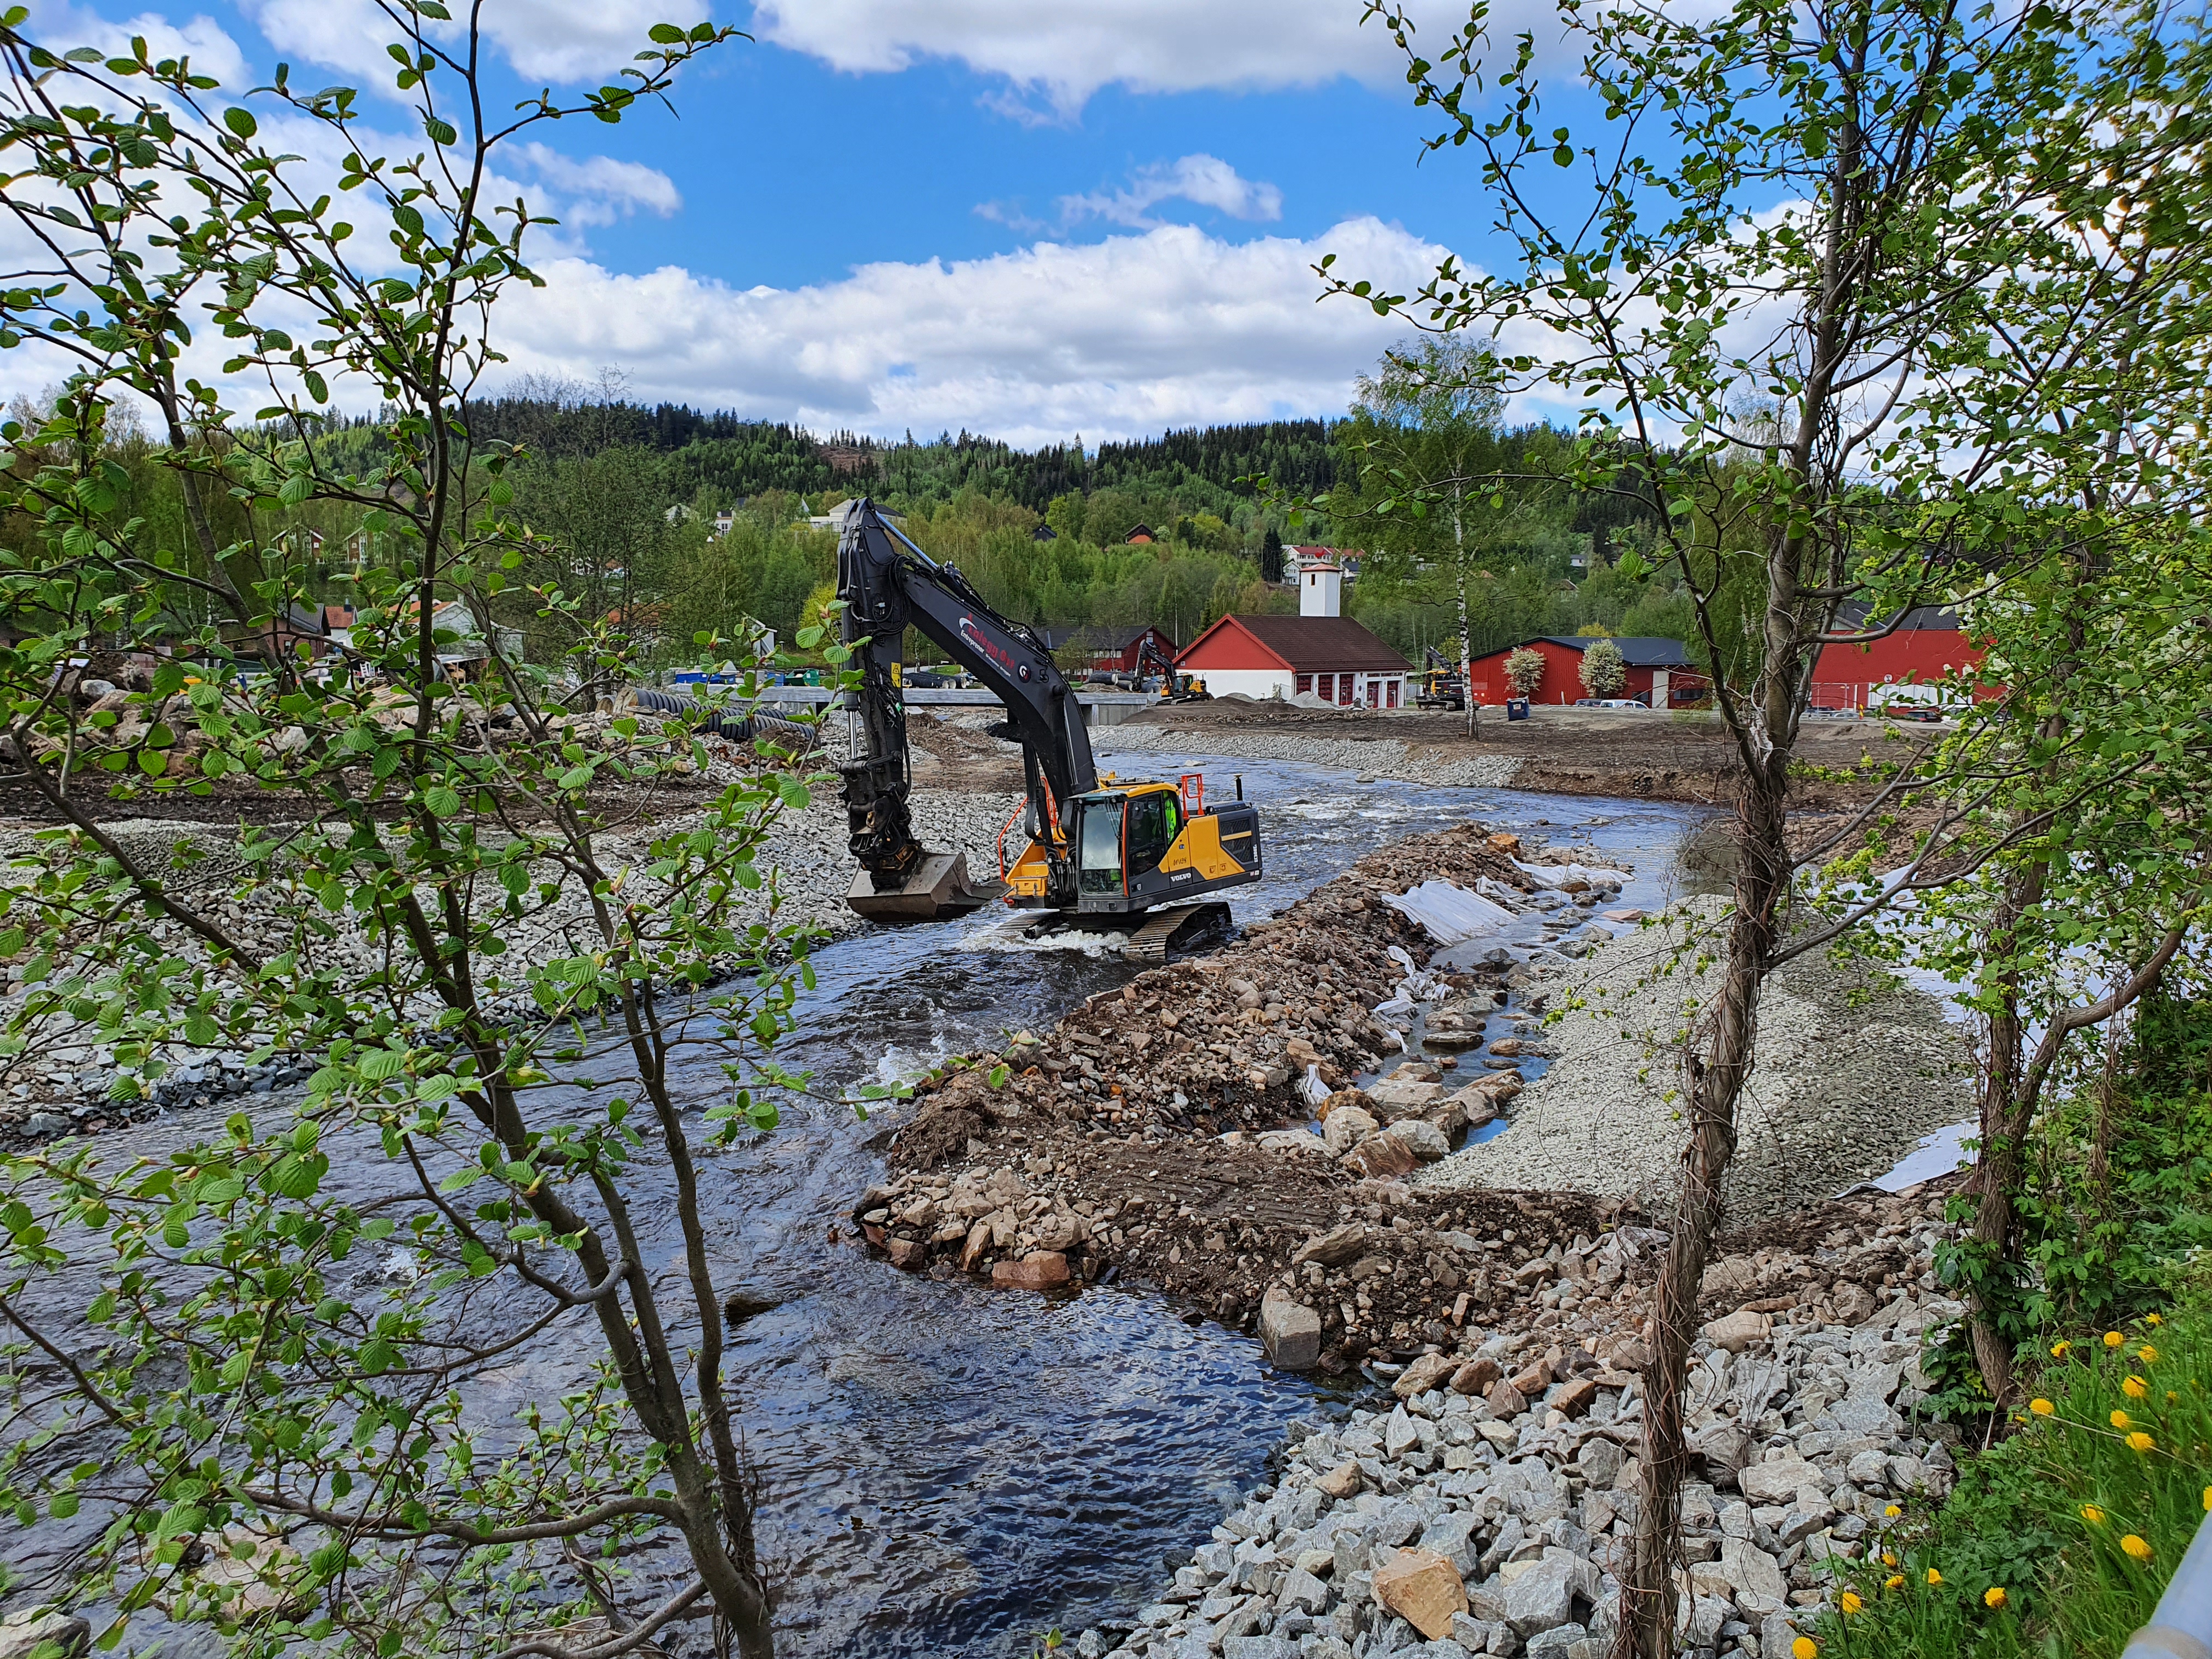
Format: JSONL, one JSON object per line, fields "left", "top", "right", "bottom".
{"left": 1417, "top": 903, "right": 1972, "bottom": 1222}
{"left": 860, "top": 823, "right": 1639, "bottom": 1363}
{"left": 1097, "top": 726, "right": 1523, "bottom": 791}
{"left": 0, "top": 780, "right": 1019, "bottom": 1146}
{"left": 1076, "top": 1178, "right": 1966, "bottom": 1659}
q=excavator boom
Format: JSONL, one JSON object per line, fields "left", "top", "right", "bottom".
{"left": 835, "top": 498, "right": 1261, "bottom": 932}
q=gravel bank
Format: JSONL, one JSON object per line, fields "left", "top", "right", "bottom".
{"left": 1080, "top": 1181, "right": 1966, "bottom": 1659}
{"left": 1416, "top": 902, "right": 1971, "bottom": 1221}
{"left": 0, "top": 782, "right": 1019, "bottom": 1139}
{"left": 1097, "top": 724, "right": 1523, "bottom": 789}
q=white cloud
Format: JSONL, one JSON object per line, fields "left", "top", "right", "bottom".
{"left": 511, "top": 142, "right": 682, "bottom": 225}
{"left": 23, "top": 0, "right": 248, "bottom": 86}
{"left": 492, "top": 217, "right": 1459, "bottom": 446}
{"left": 1059, "top": 154, "right": 1282, "bottom": 228}
{"left": 239, "top": 0, "right": 677, "bottom": 89}
{"left": 749, "top": 0, "right": 1410, "bottom": 116}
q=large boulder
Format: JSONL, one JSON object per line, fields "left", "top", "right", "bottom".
{"left": 1383, "top": 1119, "right": 1452, "bottom": 1163}
{"left": 1259, "top": 1288, "right": 1322, "bottom": 1370}
{"left": 1323, "top": 1105, "right": 1380, "bottom": 1156}
{"left": 1737, "top": 1456, "right": 1825, "bottom": 1506}
{"left": 1293, "top": 1222, "right": 1368, "bottom": 1267}
{"left": 1374, "top": 1548, "right": 1469, "bottom": 1639}
{"left": 0, "top": 1610, "right": 89, "bottom": 1659}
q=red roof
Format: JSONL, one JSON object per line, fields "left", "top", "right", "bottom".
{"left": 1178, "top": 614, "right": 1411, "bottom": 674}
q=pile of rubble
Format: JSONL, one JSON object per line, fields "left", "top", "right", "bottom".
{"left": 885, "top": 823, "right": 1536, "bottom": 1170}
{"left": 1076, "top": 1180, "right": 1965, "bottom": 1659}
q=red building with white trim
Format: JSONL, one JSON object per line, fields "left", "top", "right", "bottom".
{"left": 1464, "top": 636, "right": 1705, "bottom": 706}
{"left": 1810, "top": 607, "right": 1991, "bottom": 711}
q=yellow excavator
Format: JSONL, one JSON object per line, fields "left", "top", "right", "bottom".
{"left": 835, "top": 500, "right": 1264, "bottom": 957}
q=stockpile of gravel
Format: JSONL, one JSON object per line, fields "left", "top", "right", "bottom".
{"left": 1096, "top": 726, "right": 1522, "bottom": 790}
{"left": 1416, "top": 901, "right": 1971, "bottom": 1221}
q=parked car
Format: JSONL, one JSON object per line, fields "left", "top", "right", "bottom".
{"left": 1574, "top": 697, "right": 1650, "bottom": 709}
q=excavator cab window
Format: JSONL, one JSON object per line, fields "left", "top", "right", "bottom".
{"left": 1077, "top": 798, "right": 1124, "bottom": 894}
{"left": 1126, "top": 792, "right": 1175, "bottom": 876}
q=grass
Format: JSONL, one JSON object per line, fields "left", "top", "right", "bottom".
{"left": 1810, "top": 1304, "right": 2212, "bottom": 1659}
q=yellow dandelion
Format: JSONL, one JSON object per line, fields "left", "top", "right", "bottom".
{"left": 2124, "top": 1534, "right": 2154, "bottom": 1561}
{"left": 1984, "top": 1587, "right": 2007, "bottom": 1610}
{"left": 2141, "top": 1345, "right": 2160, "bottom": 1364}
{"left": 2083, "top": 1504, "right": 2107, "bottom": 1525}
{"left": 2030, "top": 1398, "right": 2055, "bottom": 1415}
{"left": 1885, "top": 1504, "right": 1902, "bottom": 1518}
{"left": 1841, "top": 1591, "right": 1864, "bottom": 1615}
{"left": 2124, "top": 1376, "right": 2149, "bottom": 1400}
{"left": 1882, "top": 1551, "right": 1899, "bottom": 1566}
{"left": 2052, "top": 1340, "right": 2072, "bottom": 1358}
{"left": 2112, "top": 1409, "right": 2133, "bottom": 1429}
{"left": 2203, "top": 1486, "right": 2211, "bottom": 1512}
{"left": 2107, "top": 1331, "right": 2126, "bottom": 1347}
{"left": 1886, "top": 1575, "right": 1905, "bottom": 1590}
{"left": 2129, "top": 1431, "right": 2156, "bottom": 1452}
{"left": 1926, "top": 1567, "right": 1944, "bottom": 1585}
{"left": 2148, "top": 1313, "right": 2164, "bottom": 1326}
{"left": 1792, "top": 1640, "right": 1818, "bottom": 1659}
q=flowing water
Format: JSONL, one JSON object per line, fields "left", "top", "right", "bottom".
{"left": 14, "top": 756, "right": 1711, "bottom": 1656}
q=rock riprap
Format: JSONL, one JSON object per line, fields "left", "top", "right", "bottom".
{"left": 1075, "top": 1182, "right": 1965, "bottom": 1659}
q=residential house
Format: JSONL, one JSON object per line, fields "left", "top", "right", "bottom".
{"left": 1045, "top": 624, "right": 1180, "bottom": 679}
{"left": 1176, "top": 614, "right": 1412, "bottom": 708}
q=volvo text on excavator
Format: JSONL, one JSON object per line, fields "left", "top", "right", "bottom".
{"left": 836, "top": 499, "right": 1263, "bottom": 957}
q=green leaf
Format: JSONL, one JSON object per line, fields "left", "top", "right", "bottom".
{"left": 425, "top": 116, "right": 458, "bottom": 146}
{"left": 424, "top": 784, "right": 462, "bottom": 817}
{"left": 648, "top": 22, "right": 685, "bottom": 41}
{"left": 776, "top": 776, "right": 811, "bottom": 809}
{"left": 557, "top": 766, "right": 592, "bottom": 792}
{"left": 224, "top": 107, "right": 257, "bottom": 139}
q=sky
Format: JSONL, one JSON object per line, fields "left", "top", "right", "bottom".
{"left": 18, "top": 0, "right": 1593, "bottom": 446}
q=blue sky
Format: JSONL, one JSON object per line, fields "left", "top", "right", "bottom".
{"left": 21, "top": 0, "right": 1589, "bottom": 444}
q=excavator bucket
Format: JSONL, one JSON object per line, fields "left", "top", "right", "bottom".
{"left": 847, "top": 851, "right": 1008, "bottom": 922}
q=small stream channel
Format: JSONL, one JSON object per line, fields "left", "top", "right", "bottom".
{"left": 19, "top": 758, "right": 1713, "bottom": 1656}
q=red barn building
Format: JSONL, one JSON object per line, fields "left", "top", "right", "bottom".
{"left": 1810, "top": 606, "right": 1991, "bottom": 712}
{"left": 1465, "top": 636, "right": 1705, "bottom": 706}
{"left": 1047, "top": 624, "right": 1179, "bottom": 678}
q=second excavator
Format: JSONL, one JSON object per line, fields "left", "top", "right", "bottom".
{"left": 835, "top": 499, "right": 1263, "bottom": 958}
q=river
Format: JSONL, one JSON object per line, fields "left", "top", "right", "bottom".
{"left": 11, "top": 756, "right": 1711, "bottom": 1657}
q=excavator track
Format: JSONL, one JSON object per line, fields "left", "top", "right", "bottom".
{"left": 1122, "top": 901, "right": 1233, "bottom": 962}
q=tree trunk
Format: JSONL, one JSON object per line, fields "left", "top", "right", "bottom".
{"left": 1458, "top": 565, "right": 1479, "bottom": 738}
{"left": 1613, "top": 782, "right": 1786, "bottom": 1658}
{"left": 1965, "top": 860, "right": 2040, "bottom": 1405}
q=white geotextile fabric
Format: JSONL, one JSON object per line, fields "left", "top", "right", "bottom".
{"left": 1385, "top": 881, "right": 1522, "bottom": 945}
{"left": 1513, "top": 859, "right": 1632, "bottom": 889}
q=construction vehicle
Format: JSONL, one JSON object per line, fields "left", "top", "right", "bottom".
{"left": 1135, "top": 635, "right": 1210, "bottom": 702}
{"left": 1416, "top": 646, "right": 1468, "bottom": 712}
{"left": 836, "top": 500, "right": 1263, "bottom": 954}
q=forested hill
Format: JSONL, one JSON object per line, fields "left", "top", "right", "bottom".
{"left": 452, "top": 398, "right": 1338, "bottom": 512}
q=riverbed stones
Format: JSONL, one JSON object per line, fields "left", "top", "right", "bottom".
{"left": 1259, "top": 1288, "right": 1322, "bottom": 1370}
{"left": 1394, "top": 1351, "right": 1457, "bottom": 1398}
{"left": 1322, "top": 1105, "right": 1379, "bottom": 1156}
{"left": 1293, "top": 1222, "right": 1367, "bottom": 1267}
{"left": 1374, "top": 1548, "right": 1468, "bottom": 1638}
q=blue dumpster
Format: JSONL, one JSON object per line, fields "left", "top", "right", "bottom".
{"left": 1506, "top": 698, "right": 1531, "bottom": 721}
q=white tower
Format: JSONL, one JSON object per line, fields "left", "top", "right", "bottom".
{"left": 1300, "top": 554, "right": 1343, "bottom": 618}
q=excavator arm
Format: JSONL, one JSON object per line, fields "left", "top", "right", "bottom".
{"left": 837, "top": 499, "right": 1096, "bottom": 917}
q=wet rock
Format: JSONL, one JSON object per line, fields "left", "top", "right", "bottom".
{"left": 721, "top": 1292, "right": 781, "bottom": 1326}
{"left": 886, "top": 1237, "right": 928, "bottom": 1269}
{"left": 1374, "top": 1548, "right": 1468, "bottom": 1639}
{"left": 1260, "top": 1287, "right": 1322, "bottom": 1370}
{"left": 991, "top": 1251, "right": 1068, "bottom": 1290}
